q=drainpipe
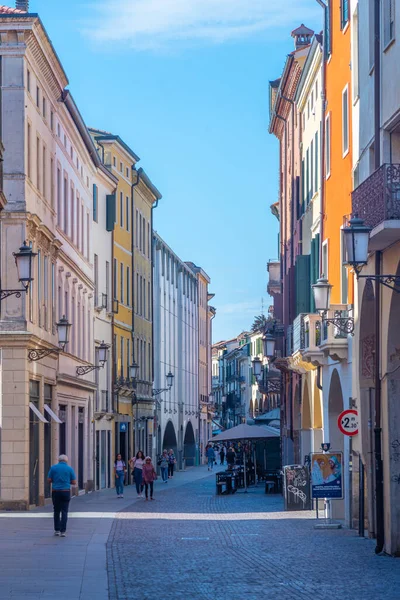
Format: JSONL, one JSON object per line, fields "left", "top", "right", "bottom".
{"left": 316, "top": 366, "right": 323, "bottom": 391}
{"left": 374, "top": 251, "right": 384, "bottom": 554}
{"left": 316, "top": 0, "right": 327, "bottom": 276}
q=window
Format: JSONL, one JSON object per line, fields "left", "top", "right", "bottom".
{"left": 120, "top": 337, "right": 124, "bottom": 378}
{"left": 325, "top": 0, "right": 331, "bottom": 55}
{"left": 147, "top": 223, "right": 150, "bottom": 257}
{"left": 341, "top": 0, "right": 349, "bottom": 29}
{"left": 81, "top": 205, "right": 84, "bottom": 253}
{"left": 340, "top": 229, "right": 349, "bottom": 304}
{"left": 311, "top": 91, "right": 314, "bottom": 111}
{"left": 42, "top": 97, "right": 46, "bottom": 120}
{"left": 50, "top": 158, "right": 54, "bottom": 208}
{"left": 57, "top": 123, "right": 61, "bottom": 138}
{"left": 126, "top": 196, "right": 129, "bottom": 231}
{"left": 127, "top": 339, "right": 130, "bottom": 377}
{"left": 384, "top": 0, "right": 395, "bottom": 47}
{"left": 70, "top": 185, "right": 74, "bottom": 242}
{"left": 36, "top": 136, "right": 40, "bottom": 192}
{"left": 27, "top": 69, "right": 31, "bottom": 92}
{"left": 148, "top": 281, "right": 151, "bottom": 319}
{"left": 57, "top": 166, "right": 62, "bottom": 227}
{"left": 93, "top": 184, "right": 98, "bottom": 222}
{"left": 135, "top": 209, "right": 138, "bottom": 246}
{"left": 315, "top": 131, "right": 319, "bottom": 191}
{"left": 94, "top": 254, "right": 98, "bottom": 303}
{"left": 325, "top": 113, "right": 331, "bottom": 176}
{"left": 120, "top": 262, "right": 124, "bottom": 304}
{"left": 143, "top": 277, "right": 146, "bottom": 318}
{"left": 70, "top": 146, "right": 73, "bottom": 160}
{"left": 44, "top": 256, "right": 48, "bottom": 329}
{"left": 307, "top": 100, "right": 310, "bottom": 119}
{"left": 120, "top": 161, "right": 123, "bottom": 173}
{"left": 342, "top": 86, "right": 349, "bottom": 155}
{"left": 315, "top": 78, "right": 318, "bottom": 100}
{"left": 64, "top": 174, "right": 69, "bottom": 235}
{"left": 120, "top": 191, "right": 123, "bottom": 228}
{"left": 86, "top": 213, "right": 90, "bottom": 260}
{"left": 37, "top": 250, "right": 42, "bottom": 326}
{"left": 322, "top": 240, "right": 328, "bottom": 278}
{"left": 310, "top": 140, "right": 314, "bottom": 197}
{"left": 36, "top": 86, "right": 40, "bottom": 108}
{"left": 126, "top": 167, "right": 129, "bottom": 178}
{"left": 64, "top": 134, "right": 67, "bottom": 147}
{"left": 76, "top": 193, "right": 80, "bottom": 248}
{"left": 113, "top": 258, "right": 117, "bottom": 299}
{"left": 306, "top": 148, "right": 309, "bottom": 204}
{"left": 113, "top": 156, "right": 116, "bottom": 167}
{"left": 126, "top": 266, "right": 130, "bottom": 305}
{"left": 50, "top": 110, "right": 54, "bottom": 132}
{"left": 143, "top": 220, "right": 146, "bottom": 255}
{"left": 51, "top": 262, "right": 56, "bottom": 331}
{"left": 352, "top": 6, "right": 360, "bottom": 100}
{"left": 369, "top": 0, "right": 375, "bottom": 69}
{"left": 42, "top": 146, "right": 46, "bottom": 199}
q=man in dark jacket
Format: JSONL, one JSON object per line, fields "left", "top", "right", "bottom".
{"left": 48, "top": 455, "right": 76, "bottom": 537}
{"left": 226, "top": 446, "right": 236, "bottom": 468}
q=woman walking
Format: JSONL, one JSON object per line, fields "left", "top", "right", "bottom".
{"left": 129, "top": 450, "right": 145, "bottom": 498}
{"left": 114, "top": 454, "right": 127, "bottom": 498}
{"left": 168, "top": 449, "right": 176, "bottom": 478}
{"left": 142, "top": 456, "right": 157, "bottom": 500}
{"left": 159, "top": 450, "right": 169, "bottom": 483}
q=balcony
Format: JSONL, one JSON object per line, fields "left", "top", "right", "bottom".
{"left": 352, "top": 163, "right": 400, "bottom": 252}
{"left": 303, "top": 314, "right": 325, "bottom": 366}
{"left": 318, "top": 305, "right": 349, "bottom": 362}
{"left": 288, "top": 314, "right": 314, "bottom": 374}
{"left": 267, "top": 260, "right": 281, "bottom": 295}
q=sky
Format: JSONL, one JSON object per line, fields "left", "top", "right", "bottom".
{"left": 28, "top": 0, "right": 322, "bottom": 342}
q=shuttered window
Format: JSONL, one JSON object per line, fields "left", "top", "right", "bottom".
{"left": 295, "top": 254, "right": 311, "bottom": 316}
{"left": 310, "top": 234, "right": 320, "bottom": 313}
{"left": 106, "top": 194, "right": 116, "bottom": 231}
{"left": 93, "top": 184, "right": 98, "bottom": 222}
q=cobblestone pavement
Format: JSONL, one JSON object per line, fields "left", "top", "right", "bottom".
{"left": 108, "top": 472, "right": 400, "bottom": 600}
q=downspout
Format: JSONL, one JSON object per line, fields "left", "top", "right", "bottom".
{"left": 316, "top": 0, "right": 327, "bottom": 276}
{"left": 316, "top": 366, "right": 323, "bottom": 391}
{"left": 131, "top": 168, "right": 140, "bottom": 453}
{"left": 373, "top": 0, "right": 383, "bottom": 555}
{"left": 150, "top": 197, "right": 159, "bottom": 383}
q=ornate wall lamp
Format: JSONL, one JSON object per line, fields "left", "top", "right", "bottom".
{"left": 76, "top": 341, "right": 110, "bottom": 375}
{"left": 312, "top": 277, "right": 355, "bottom": 335}
{"left": 1, "top": 241, "right": 36, "bottom": 301}
{"left": 28, "top": 316, "right": 71, "bottom": 361}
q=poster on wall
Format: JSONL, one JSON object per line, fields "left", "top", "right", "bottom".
{"left": 283, "top": 465, "right": 311, "bottom": 511}
{"left": 310, "top": 452, "right": 343, "bottom": 499}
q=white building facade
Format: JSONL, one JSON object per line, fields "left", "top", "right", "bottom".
{"left": 152, "top": 232, "right": 199, "bottom": 468}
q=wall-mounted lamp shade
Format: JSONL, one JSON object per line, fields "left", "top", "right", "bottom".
{"left": 312, "top": 278, "right": 332, "bottom": 313}
{"left": 57, "top": 316, "right": 71, "bottom": 350}
{"left": 166, "top": 371, "right": 174, "bottom": 388}
{"left": 252, "top": 356, "right": 262, "bottom": 379}
{"left": 129, "top": 361, "right": 139, "bottom": 380}
{"left": 13, "top": 241, "right": 37, "bottom": 290}
{"left": 263, "top": 333, "right": 276, "bottom": 358}
{"left": 98, "top": 341, "right": 109, "bottom": 365}
{"left": 342, "top": 216, "right": 371, "bottom": 267}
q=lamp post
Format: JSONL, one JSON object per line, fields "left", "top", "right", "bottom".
{"left": 262, "top": 332, "right": 276, "bottom": 359}
{"left": 312, "top": 277, "right": 355, "bottom": 335}
{"left": 1, "top": 241, "right": 36, "bottom": 302}
{"left": 28, "top": 316, "right": 71, "bottom": 361}
{"left": 76, "top": 340, "right": 110, "bottom": 375}
{"left": 251, "top": 357, "right": 262, "bottom": 382}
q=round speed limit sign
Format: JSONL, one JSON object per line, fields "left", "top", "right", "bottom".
{"left": 338, "top": 409, "right": 359, "bottom": 436}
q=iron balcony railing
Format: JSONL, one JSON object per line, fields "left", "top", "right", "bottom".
{"left": 321, "top": 309, "right": 349, "bottom": 343}
{"left": 352, "top": 163, "right": 400, "bottom": 229}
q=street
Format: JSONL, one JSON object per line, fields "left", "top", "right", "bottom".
{"left": 0, "top": 466, "right": 399, "bottom": 600}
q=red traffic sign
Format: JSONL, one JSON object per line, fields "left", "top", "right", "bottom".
{"left": 338, "top": 409, "right": 359, "bottom": 436}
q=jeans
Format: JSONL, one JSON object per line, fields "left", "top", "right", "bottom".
{"left": 115, "top": 470, "right": 125, "bottom": 495}
{"left": 133, "top": 468, "right": 143, "bottom": 494}
{"left": 220, "top": 456, "right": 225, "bottom": 465}
{"left": 168, "top": 463, "right": 174, "bottom": 477}
{"left": 144, "top": 481, "right": 154, "bottom": 498}
{"left": 161, "top": 467, "right": 168, "bottom": 482}
{"left": 52, "top": 490, "right": 70, "bottom": 533}
{"left": 208, "top": 458, "right": 214, "bottom": 470}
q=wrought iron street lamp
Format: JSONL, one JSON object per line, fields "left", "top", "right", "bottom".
{"left": 28, "top": 316, "right": 71, "bottom": 361}
{"left": 343, "top": 216, "right": 400, "bottom": 292}
{"left": 262, "top": 332, "right": 276, "bottom": 359}
{"left": 76, "top": 340, "right": 110, "bottom": 375}
{"left": 1, "top": 241, "right": 36, "bottom": 301}
{"left": 153, "top": 371, "right": 174, "bottom": 396}
{"left": 312, "top": 277, "right": 354, "bottom": 335}
{"left": 251, "top": 357, "right": 262, "bottom": 381}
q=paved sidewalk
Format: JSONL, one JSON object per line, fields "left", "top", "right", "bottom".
{"left": 0, "top": 464, "right": 218, "bottom": 600}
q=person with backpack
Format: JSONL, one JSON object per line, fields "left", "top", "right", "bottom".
{"left": 158, "top": 449, "right": 169, "bottom": 483}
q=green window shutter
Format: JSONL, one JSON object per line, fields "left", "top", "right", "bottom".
{"left": 106, "top": 194, "right": 116, "bottom": 231}
{"left": 295, "top": 254, "right": 311, "bottom": 316}
{"left": 247, "top": 343, "right": 251, "bottom": 357}
{"left": 93, "top": 184, "right": 98, "bottom": 222}
{"left": 256, "top": 338, "right": 262, "bottom": 355}
{"left": 315, "top": 131, "right": 319, "bottom": 191}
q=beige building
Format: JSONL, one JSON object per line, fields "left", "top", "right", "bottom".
{"left": 0, "top": 6, "right": 116, "bottom": 508}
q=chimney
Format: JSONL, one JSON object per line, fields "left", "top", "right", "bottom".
{"left": 291, "top": 24, "right": 314, "bottom": 50}
{"left": 16, "top": 0, "right": 29, "bottom": 11}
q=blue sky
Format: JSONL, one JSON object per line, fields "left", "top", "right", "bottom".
{"left": 31, "top": 0, "right": 321, "bottom": 342}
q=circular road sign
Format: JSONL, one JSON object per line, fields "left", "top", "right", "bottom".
{"left": 338, "top": 409, "right": 359, "bottom": 436}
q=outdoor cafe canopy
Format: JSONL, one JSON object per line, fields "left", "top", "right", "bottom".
{"left": 210, "top": 423, "right": 279, "bottom": 443}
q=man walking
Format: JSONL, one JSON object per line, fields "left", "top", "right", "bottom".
{"left": 206, "top": 445, "right": 215, "bottom": 471}
{"left": 47, "top": 455, "right": 76, "bottom": 537}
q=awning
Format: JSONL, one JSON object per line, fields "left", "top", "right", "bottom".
{"left": 44, "top": 404, "right": 62, "bottom": 424}
{"left": 209, "top": 423, "right": 279, "bottom": 442}
{"left": 29, "top": 402, "right": 48, "bottom": 423}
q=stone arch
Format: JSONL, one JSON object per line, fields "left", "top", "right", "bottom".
{"left": 293, "top": 382, "right": 301, "bottom": 463}
{"left": 254, "top": 399, "right": 259, "bottom": 415}
{"left": 328, "top": 368, "right": 344, "bottom": 454}
{"left": 313, "top": 379, "right": 323, "bottom": 429}
{"left": 183, "top": 421, "right": 196, "bottom": 467}
{"left": 249, "top": 399, "right": 254, "bottom": 418}
{"left": 162, "top": 420, "right": 177, "bottom": 456}
{"left": 385, "top": 259, "right": 400, "bottom": 554}
{"left": 302, "top": 380, "right": 312, "bottom": 429}
{"left": 263, "top": 397, "right": 269, "bottom": 412}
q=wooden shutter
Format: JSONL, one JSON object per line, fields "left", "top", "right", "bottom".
{"left": 106, "top": 194, "right": 116, "bottom": 231}
{"left": 295, "top": 254, "right": 311, "bottom": 316}
{"left": 93, "top": 184, "right": 98, "bottom": 222}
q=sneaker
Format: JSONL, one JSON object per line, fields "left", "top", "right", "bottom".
{"left": 150, "top": 497, "right": 155, "bottom": 501}
{"left": 120, "top": 494, "right": 124, "bottom": 498}
{"left": 54, "top": 531, "right": 60, "bottom": 536}
{"left": 60, "top": 532, "right": 66, "bottom": 537}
